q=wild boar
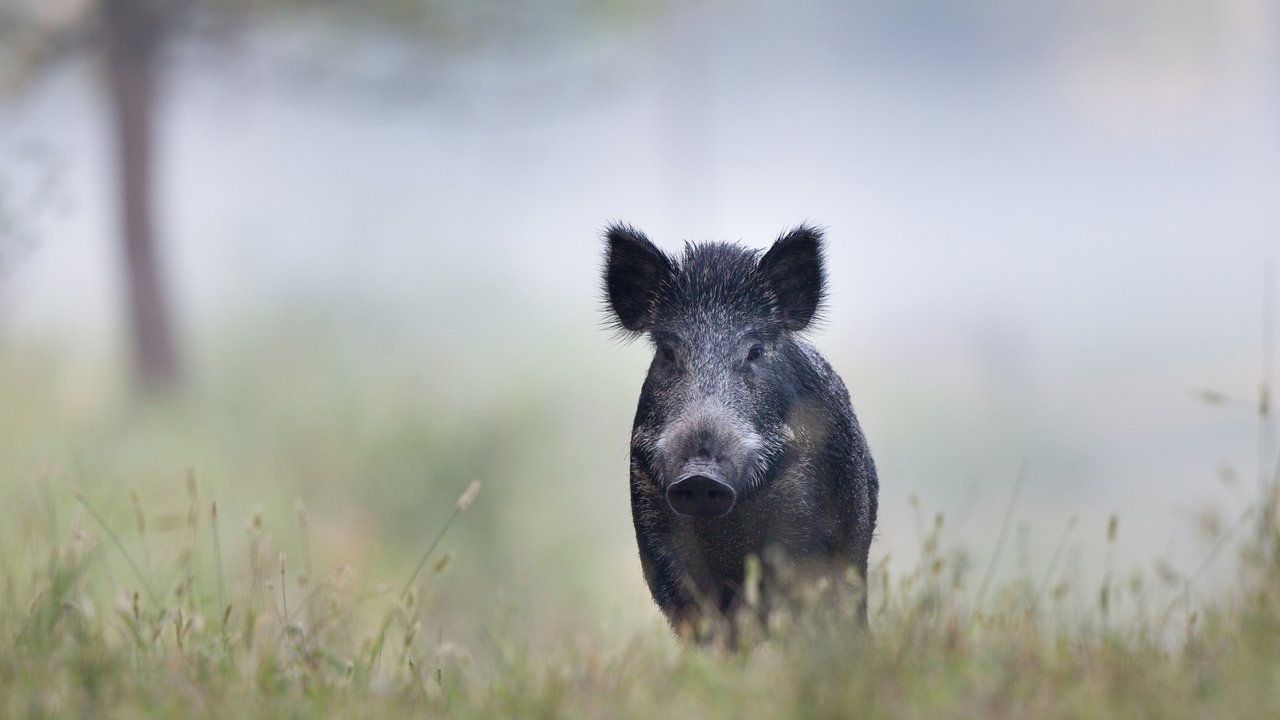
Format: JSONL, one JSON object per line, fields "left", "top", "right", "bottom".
{"left": 603, "top": 224, "right": 878, "bottom": 641}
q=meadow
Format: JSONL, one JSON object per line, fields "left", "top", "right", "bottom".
{"left": 1, "top": 325, "right": 1278, "bottom": 720}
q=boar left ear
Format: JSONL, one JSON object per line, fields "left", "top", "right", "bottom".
{"left": 759, "top": 225, "right": 827, "bottom": 332}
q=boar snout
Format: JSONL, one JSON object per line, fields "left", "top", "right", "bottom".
{"left": 667, "top": 467, "right": 737, "bottom": 518}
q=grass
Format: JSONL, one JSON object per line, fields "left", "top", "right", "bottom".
{"left": 1, "top": 336, "right": 1279, "bottom": 719}
{"left": 5, "top": 478, "right": 1280, "bottom": 719}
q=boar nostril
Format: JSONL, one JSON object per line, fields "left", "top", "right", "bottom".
{"left": 666, "top": 474, "right": 736, "bottom": 518}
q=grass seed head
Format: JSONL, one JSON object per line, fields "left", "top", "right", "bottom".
{"left": 456, "top": 481, "right": 481, "bottom": 511}
{"left": 433, "top": 553, "right": 452, "bottom": 575}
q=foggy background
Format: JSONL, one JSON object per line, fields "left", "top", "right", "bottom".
{"left": 1, "top": 0, "right": 1278, "bottom": 638}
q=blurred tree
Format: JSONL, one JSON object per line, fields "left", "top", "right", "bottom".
{"left": 103, "top": 0, "right": 177, "bottom": 389}
{"left": 0, "top": 0, "right": 640, "bottom": 394}
{"left": 2, "top": 0, "right": 186, "bottom": 392}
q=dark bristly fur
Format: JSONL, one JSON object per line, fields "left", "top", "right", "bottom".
{"left": 602, "top": 223, "right": 879, "bottom": 642}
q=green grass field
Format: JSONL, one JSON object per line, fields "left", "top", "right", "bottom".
{"left": 1, "top": 332, "right": 1278, "bottom": 719}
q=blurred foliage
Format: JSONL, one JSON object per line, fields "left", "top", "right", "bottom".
{"left": 0, "top": 317, "right": 648, "bottom": 641}
{"left": 0, "top": 0, "right": 662, "bottom": 390}
{"left": 0, "top": 0, "right": 659, "bottom": 84}
{"left": 0, "top": 142, "right": 63, "bottom": 284}
{"left": 1, "top": 327, "right": 1279, "bottom": 717}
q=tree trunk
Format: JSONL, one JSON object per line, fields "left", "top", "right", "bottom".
{"left": 102, "top": 0, "right": 178, "bottom": 392}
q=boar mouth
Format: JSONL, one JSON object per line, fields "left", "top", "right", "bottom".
{"left": 666, "top": 465, "right": 737, "bottom": 518}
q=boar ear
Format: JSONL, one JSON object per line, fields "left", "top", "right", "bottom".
{"left": 759, "top": 225, "right": 827, "bottom": 332}
{"left": 603, "top": 223, "right": 675, "bottom": 334}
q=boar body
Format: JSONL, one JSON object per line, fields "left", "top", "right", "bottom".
{"left": 604, "top": 225, "right": 878, "bottom": 637}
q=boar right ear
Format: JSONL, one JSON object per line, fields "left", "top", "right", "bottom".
{"left": 603, "top": 224, "right": 675, "bottom": 334}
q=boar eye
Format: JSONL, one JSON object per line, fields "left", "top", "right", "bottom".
{"left": 746, "top": 344, "right": 765, "bottom": 362}
{"left": 659, "top": 345, "right": 677, "bottom": 364}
